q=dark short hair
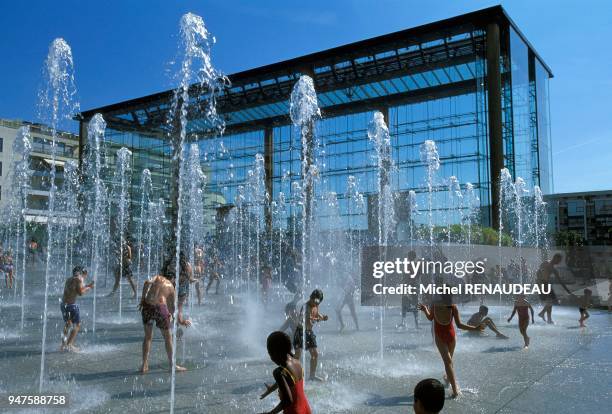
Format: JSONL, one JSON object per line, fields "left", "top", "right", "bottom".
{"left": 479, "top": 305, "right": 489, "bottom": 314}
{"left": 72, "top": 266, "right": 85, "bottom": 277}
{"left": 414, "top": 378, "right": 445, "bottom": 413}
{"left": 267, "top": 331, "right": 292, "bottom": 357}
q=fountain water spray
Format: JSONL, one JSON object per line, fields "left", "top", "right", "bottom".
{"left": 168, "top": 13, "right": 227, "bottom": 413}
{"left": 10, "top": 127, "right": 33, "bottom": 330}
{"left": 407, "top": 190, "right": 418, "bottom": 249}
{"left": 290, "top": 74, "right": 321, "bottom": 368}
{"left": 113, "top": 147, "right": 132, "bottom": 318}
{"left": 447, "top": 176, "right": 462, "bottom": 245}
{"left": 463, "top": 182, "right": 479, "bottom": 256}
{"left": 419, "top": 140, "right": 440, "bottom": 248}
{"left": 37, "top": 38, "right": 79, "bottom": 392}
{"left": 60, "top": 160, "right": 79, "bottom": 280}
{"left": 135, "top": 169, "right": 152, "bottom": 299}
{"left": 84, "top": 114, "right": 108, "bottom": 335}
{"left": 367, "top": 111, "right": 395, "bottom": 359}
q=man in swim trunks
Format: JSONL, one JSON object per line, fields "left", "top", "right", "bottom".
{"left": 60, "top": 266, "right": 94, "bottom": 352}
{"left": 294, "top": 289, "right": 328, "bottom": 381}
{"left": 467, "top": 305, "right": 508, "bottom": 338}
{"left": 108, "top": 238, "right": 137, "bottom": 298}
{"left": 206, "top": 250, "right": 222, "bottom": 295}
{"left": 336, "top": 274, "right": 359, "bottom": 332}
{"left": 139, "top": 272, "right": 187, "bottom": 373}
{"left": 536, "top": 253, "right": 572, "bottom": 324}
{"left": 2, "top": 249, "right": 15, "bottom": 289}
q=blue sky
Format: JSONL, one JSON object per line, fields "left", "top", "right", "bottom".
{"left": 0, "top": 0, "right": 610, "bottom": 193}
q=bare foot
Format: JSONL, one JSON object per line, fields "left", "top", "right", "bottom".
{"left": 309, "top": 375, "right": 325, "bottom": 382}
{"left": 496, "top": 333, "right": 509, "bottom": 339}
{"left": 140, "top": 365, "right": 149, "bottom": 374}
{"left": 67, "top": 345, "right": 80, "bottom": 353}
{"left": 172, "top": 365, "right": 187, "bottom": 372}
{"left": 451, "top": 390, "right": 462, "bottom": 398}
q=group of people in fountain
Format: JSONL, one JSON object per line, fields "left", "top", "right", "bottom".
{"left": 53, "top": 235, "right": 603, "bottom": 413}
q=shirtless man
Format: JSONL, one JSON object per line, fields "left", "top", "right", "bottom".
{"left": 60, "top": 266, "right": 94, "bottom": 352}
{"left": 2, "top": 249, "right": 15, "bottom": 289}
{"left": 467, "top": 305, "right": 508, "bottom": 339}
{"left": 109, "top": 239, "right": 137, "bottom": 298}
{"left": 139, "top": 273, "right": 186, "bottom": 373}
{"left": 536, "top": 253, "right": 572, "bottom": 324}
{"left": 294, "top": 289, "right": 328, "bottom": 381}
{"left": 206, "top": 252, "right": 222, "bottom": 295}
{"left": 336, "top": 274, "right": 359, "bottom": 332}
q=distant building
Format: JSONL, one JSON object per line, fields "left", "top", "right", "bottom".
{"left": 546, "top": 190, "right": 612, "bottom": 246}
{"left": 0, "top": 118, "right": 80, "bottom": 223}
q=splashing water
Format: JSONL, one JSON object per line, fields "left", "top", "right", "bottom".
{"left": 419, "top": 140, "right": 440, "bottom": 247}
{"left": 37, "top": 37, "right": 79, "bottom": 393}
{"left": 113, "top": 147, "right": 132, "bottom": 319}
{"left": 290, "top": 75, "right": 321, "bottom": 369}
{"left": 168, "top": 12, "right": 227, "bottom": 414}
{"left": 447, "top": 176, "right": 462, "bottom": 245}
{"left": 84, "top": 113, "right": 108, "bottom": 336}
{"left": 10, "top": 127, "right": 33, "bottom": 330}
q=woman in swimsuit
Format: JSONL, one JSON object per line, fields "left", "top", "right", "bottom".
{"left": 418, "top": 294, "right": 483, "bottom": 398}
{"left": 259, "top": 331, "right": 311, "bottom": 414}
{"left": 508, "top": 294, "right": 534, "bottom": 348}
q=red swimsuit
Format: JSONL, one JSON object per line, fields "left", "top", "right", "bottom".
{"left": 281, "top": 367, "right": 312, "bottom": 414}
{"left": 433, "top": 306, "right": 456, "bottom": 345}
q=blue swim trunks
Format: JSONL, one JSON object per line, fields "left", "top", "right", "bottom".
{"left": 61, "top": 303, "right": 80, "bottom": 324}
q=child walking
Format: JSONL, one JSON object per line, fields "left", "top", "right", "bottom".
{"left": 508, "top": 294, "right": 534, "bottom": 348}
{"left": 259, "top": 331, "right": 312, "bottom": 414}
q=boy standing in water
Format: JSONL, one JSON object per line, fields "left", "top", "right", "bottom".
{"left": 578, "top": 288, "right": 592, "bottom": 327}
{"left": 60, "top": 266, "right": 94, "bottom": 352}
{"left": 336, "top": 274, "right": 359, "bottom": 332}
{"left": 294, "top": 289, "right": 328, "bottom": 381}
{"left": 139, "top": 273, "right": 186, "bottom": 373}
{"left": 259, "top": 331, "right": 311, "bottom": 414}
{"left": 508, "top": 294, "right": 534, "bottom": 348}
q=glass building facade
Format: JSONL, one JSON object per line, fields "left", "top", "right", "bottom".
{"left": 79, "top": 6, "right": 553, "bottom": 238}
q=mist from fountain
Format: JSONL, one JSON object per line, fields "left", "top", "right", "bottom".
{"left": 9, "top": 126, "right": 34, "bottom": 330}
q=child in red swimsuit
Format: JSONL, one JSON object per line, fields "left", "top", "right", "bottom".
{"left": 508, "top": 294, "right": 534, "bottom": 348}
{"left": 260, "top": 331, "right": 312, "bottom": 414}
{"left": 418, "top": 294, "right": 482, "bottom": 398}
